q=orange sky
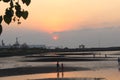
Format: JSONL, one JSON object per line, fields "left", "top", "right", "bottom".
{"left": 22, "top": 0, "right": 120, "bottom": 33}
{"left": 1, "top": 0, "right": 120, "bottom": 47}
{"left": 1, "top": 0, "right": 120, "bottom": 34}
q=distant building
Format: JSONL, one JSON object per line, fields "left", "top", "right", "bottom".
{"left": 0, "top": 40, "right": 7, "bottom": 48}
{"left": 0, "top": 38, "right": 46, "bottom": 49}
{"left": 1, "top": 40, "right": 5, "bottom": 46}
{"left": 29, "top": 45, "right": 46, "bottom": 49}
{"left": 21, "top": 43, "right": 29, "bottom": 48}
{"left": 79, "top": 44, "right": 85, "bottom": 49}
{"left": 12, "top": 37, "right": 20, "bottom": 48}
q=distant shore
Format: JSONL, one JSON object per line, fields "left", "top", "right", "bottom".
{"left": 0, "top": 47, "right": 120, "bottom": 57}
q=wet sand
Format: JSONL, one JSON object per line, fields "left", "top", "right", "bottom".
{"left": 0, "top": 51, "right": 120, "bottom": 80}
{"left": 0, "top": 61, "right": 120, "bottom": 80}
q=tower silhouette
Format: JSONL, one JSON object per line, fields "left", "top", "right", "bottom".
{"left": 1, "top": 40, "right": 5, "bottom": 46}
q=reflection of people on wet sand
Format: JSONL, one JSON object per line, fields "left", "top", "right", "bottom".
{"left": 56, "top": 61, "right": 60, "bottom": 78}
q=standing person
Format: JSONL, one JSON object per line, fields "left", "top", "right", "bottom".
{"left": 61, "top": 63, "right": 64, "bottom": 78}
{"left": 57, "top": 61, "right": 60, "bottom": 78}
{"left": 118, "top": 57, "right": 120, "bottom": 65}
{"left": 118, "top": 58, "right": 120, "bottom": 71}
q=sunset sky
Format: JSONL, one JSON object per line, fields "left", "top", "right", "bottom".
{"left": 0, "top": 0, "right": 120, "bottom": 48}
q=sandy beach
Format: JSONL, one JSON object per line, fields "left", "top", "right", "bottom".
{"left": 0, "top": 51, "right": 120, "bottom": 80}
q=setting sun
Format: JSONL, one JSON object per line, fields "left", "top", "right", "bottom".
{"left": 53, "top": 35, "right": 59, "bottom": 40}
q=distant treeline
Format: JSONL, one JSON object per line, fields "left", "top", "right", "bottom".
{"left": 52, "top": 47, "right": 120, "bottom": 52}
{"left": 0, "top": 47, "right": 120, "bottom": 57}
{"left": 0, "top": 48, "right": 47, "bottom": 57}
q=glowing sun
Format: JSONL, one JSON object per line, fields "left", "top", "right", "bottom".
{"left": 53, "top": 35, "right": 59, "bottom": 40}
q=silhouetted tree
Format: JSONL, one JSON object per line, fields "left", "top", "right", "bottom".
{"left": 0, "top": 0, "right": 31, "bottom": 35}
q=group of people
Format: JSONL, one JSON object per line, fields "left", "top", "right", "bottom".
{"left": 56, "top": 61, "right": 64, "bottom": 78}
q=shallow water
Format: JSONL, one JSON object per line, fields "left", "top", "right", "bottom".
{"left": 0, "top": 51, "right": 120, "bottom": 80}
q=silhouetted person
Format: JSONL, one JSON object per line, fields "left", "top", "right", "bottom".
{"left": 61, "top": 63, "right": 64, "bottom": 78}
{"left": 57, "top": 61, "right": 60, "bottom": 79}
{"left": 105, "top": 54, "right": 107, "bottom": 58}
{"left": 118, "top": 57, "right": 120, "bottom": 65}
{"left": 118, "top": 67, "right": 120, "bottom": 72}
{"left": 117, "top": 58, "right": 120, "bottom": 71}
{"left": 93, "top": 54, "right": 95, "bottom": 58}
{"left": 57, "top": 61, "right": 59, "bottom": 71}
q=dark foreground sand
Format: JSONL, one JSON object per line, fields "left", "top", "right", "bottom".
{"left": 0, "top": 65, "right": 106, "bottom": 80}
{"left": 0, "top": 66, "right": 90, "bottom": 77}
